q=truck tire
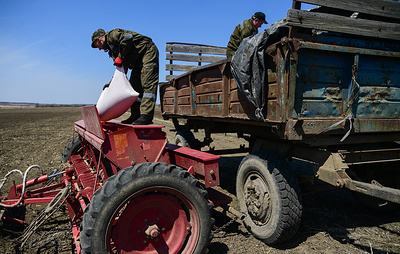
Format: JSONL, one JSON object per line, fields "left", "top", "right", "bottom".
{"left": 236, "top": 151, "right": 302, "bottom": 245}
{"left": 80, "top": 162, "right": 213, "bottom": 254}
{"left": 174, "top": 129, "right": 199, "bottom": 149}
{"left": 61, "top": 136, "right": 82, "bottom": 163}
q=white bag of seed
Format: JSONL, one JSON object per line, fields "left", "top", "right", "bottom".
{"left": 96, "top": 66, "right": 139, "bottom": 121}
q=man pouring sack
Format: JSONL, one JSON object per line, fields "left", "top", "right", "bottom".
{"left": 91, "top": 28, "right": 159, "bottom": 125}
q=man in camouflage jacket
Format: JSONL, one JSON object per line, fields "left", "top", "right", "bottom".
{"left": 91, "top": 28, "right": 159, "bottom": 125}
{"left": 226, "top": 12, "right": 268, "bottom": 58}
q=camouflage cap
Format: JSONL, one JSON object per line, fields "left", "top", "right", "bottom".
{"left": 91, "top": 29, "right": 105, "bottom": 48}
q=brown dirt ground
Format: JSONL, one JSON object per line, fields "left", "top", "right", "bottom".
{"left": 0, "top": 107, "right": 399, "bottom": 254}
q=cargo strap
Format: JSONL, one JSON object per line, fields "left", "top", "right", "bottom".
{"left": 318, "top": 74, "right": 360, "bottom": 142}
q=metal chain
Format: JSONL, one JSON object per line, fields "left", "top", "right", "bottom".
{"left": 27, "top": 225, "right": 71, "bottom": 248}
{"left": 18, "top": 185, "right": 71, "bottom": 250}
{"left": 212, "top": 215, "right": 238, "bottom": 236}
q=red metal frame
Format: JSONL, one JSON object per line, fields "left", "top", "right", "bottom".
{"left": 0, "top": 105, "right": 230, "bottom": 254}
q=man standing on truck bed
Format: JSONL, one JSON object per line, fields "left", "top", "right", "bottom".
{"left": 226, "top": 12, "right": 268, "bottom": 58}
{"left": 91, "top": 28, "right": 159, "bottom": 125}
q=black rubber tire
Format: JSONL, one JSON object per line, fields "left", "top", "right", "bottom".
{"left": 61, "top": 135, "right": 82, "bottom": 163}
{"left": 80, "top": 162, "right": 213, "bottom": 254}
{"left": 174, "top": 129, "right": 199, "bottom": 149}
{"left": 236, "top": 151, "right": 302, "bottom": 245}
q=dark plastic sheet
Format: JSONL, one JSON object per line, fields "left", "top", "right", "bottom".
{"left": 231, "top": 19, "right": 289, "bottom": 120}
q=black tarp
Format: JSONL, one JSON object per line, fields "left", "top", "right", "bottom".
{"left": 230, "top": 19, "right": 289, "bottom": 120}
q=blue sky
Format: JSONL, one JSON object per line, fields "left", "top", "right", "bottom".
{"left": 0, "top": 0, "right": 302, "bottom": 105}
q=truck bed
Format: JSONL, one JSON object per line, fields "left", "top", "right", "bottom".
{"left": 160, "top": 0, "right": 400, "bottom": 147}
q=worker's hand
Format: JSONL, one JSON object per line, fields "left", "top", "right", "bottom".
{"left": 114, "top": 57, "right": 123, "bottom": 67}
{"left": 103, "top": 83, "right": 110, "bottom": 90}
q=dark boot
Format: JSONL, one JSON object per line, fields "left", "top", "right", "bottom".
{"left": 132, "top": 114, "right": 153, "bottom": 125}
{"left": 121, "top": 102, "right": 140, "bottom": 124}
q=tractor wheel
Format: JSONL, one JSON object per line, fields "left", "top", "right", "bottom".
{"left": 174, "top": 129, "right": 199, "bottom": 149}
{"left": 236, "top": 151, "right": 302, "bottom": 245}
{"left": 80, "top": 162, "right": 213, "bottom": 254}
{"left": 61, "top": 135, "right": 82, "bottom": 163}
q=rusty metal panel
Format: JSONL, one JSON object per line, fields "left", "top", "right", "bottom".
{"left": 197, "top": 92, "right": 222, "bottom": 104}
{"left": 293, "top": 41, "right": 400, "bottom": 134}
{"left": 294, "top": 48, "right": 350, "bottom": 118}
{"left": 176, "top": 86, "right": 190, "bottom": 97}
{"left": 160, "top": 36, "right": 400, "bottom": 142}
{"left": 195, "top": 81, "right": 223, "bottom": 94}
{"left": 196, "top": 104, "right": 223, "bottom": 117}
{"left": 266, "top": 83, "right": 279, "bottom": 121}
{"left": 193, "top": 66, "right": 222, "bottom": 84}
{"left": 176, "top": 105, "right": 192, "bottom": 115}
{"left": 356, "top": 54, "right": 400, "bottom": 118}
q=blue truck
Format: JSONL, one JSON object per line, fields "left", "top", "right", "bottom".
{"left": 160, "top": 0, "right": 400, "bottom": 245}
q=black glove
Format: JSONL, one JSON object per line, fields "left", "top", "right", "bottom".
{"left": 103, "top": 83, "right": 110, "bottom": 90}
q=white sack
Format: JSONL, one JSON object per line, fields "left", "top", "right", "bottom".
{"left": 96, "top": 66, "right": 139, "bottom": 121}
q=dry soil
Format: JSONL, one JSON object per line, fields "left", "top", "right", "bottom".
{"left": 0, "top": 107, "right": 399, "bottom": 254}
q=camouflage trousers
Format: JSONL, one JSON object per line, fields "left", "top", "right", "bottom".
{"left": 128, "top": 43, "right": 159, "bottom": 117}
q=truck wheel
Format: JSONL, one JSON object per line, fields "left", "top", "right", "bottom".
{"left": 236, "top": 151, "right": 302, "bottom": 245}
{"left": 61, "top": 136, "right": 82, "bottom": 163}
{"left": 80, "top": 162, "right": 213, "bottom": 254}
{"left": 174, "top": 129, "right": 199, "bottom": 149}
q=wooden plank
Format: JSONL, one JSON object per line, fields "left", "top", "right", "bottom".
{"left": 296, "top": 0, "right": 400, "bottom": 20}
{"left": 165, "top": 64, "right": 198, "bottom": 72}
{"left": 166, "top": 44, "right": 226, "bottom": 55}
{"left": 166, "top": 75, "right": 178, "bottom": 81}
{"left": 166, "top": 53, "right": 226, "bottom": 63}
{"left": 287, "top": 9, "right": 400, "bottom": 41}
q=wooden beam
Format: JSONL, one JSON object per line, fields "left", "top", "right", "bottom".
{"left": 166, "top": 44, "right": 226, "bottom": 55}
{"left": 296, "top": 0, "right": 400, "bottom": 20}
{"left": 287, "top": 9, "right": 400, "bottom": 41}
{"left": 165, "top": 64, "right": 198, "bottom": 72}
{"left": 166, "top": 53, "right": 226, "bottom": 63}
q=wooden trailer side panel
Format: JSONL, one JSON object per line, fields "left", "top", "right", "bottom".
{"left": 162, "top": 62, "right": 254, "bottom": 120}
{"left": 160, "top": 60, "right": 285, "bottom": 122}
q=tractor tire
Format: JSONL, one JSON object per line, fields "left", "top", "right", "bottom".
{"left": 174, "top": 129, "right": 199, "bottom": 149}
{"left": 80, "top": 162, "right": 213, "bottom": 254}
{"left": 61, "top": 135, "right": 82, "bottom": 163}
{"left": 236, "top": 151, "right": 302, "bottom": 245}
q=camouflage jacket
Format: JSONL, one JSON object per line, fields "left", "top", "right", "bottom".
{"left": 226, "top": 19, "right": 258, "bottom": 58}
{"left": 104, "top": 28, "right": 153, "bottom": 68}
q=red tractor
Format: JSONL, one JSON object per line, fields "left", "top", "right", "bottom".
{"left": 0, "top": 106, "right": 233, "bottom": 253}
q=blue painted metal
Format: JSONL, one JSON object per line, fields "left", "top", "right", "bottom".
{"left": 294, "top": 40, "right": 400, "bottom": 124}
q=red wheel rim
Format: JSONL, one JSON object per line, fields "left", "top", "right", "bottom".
{"left": 107, "top": 187, "right": 200, "bottom": 253}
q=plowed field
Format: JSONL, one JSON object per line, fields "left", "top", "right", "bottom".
{"left": 0, "top": 107, "right": 399, "bottom": 253}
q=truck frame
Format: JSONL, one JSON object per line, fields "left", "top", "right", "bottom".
{"left": 160, "top": 0, "right": 400, "bottom": 245}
